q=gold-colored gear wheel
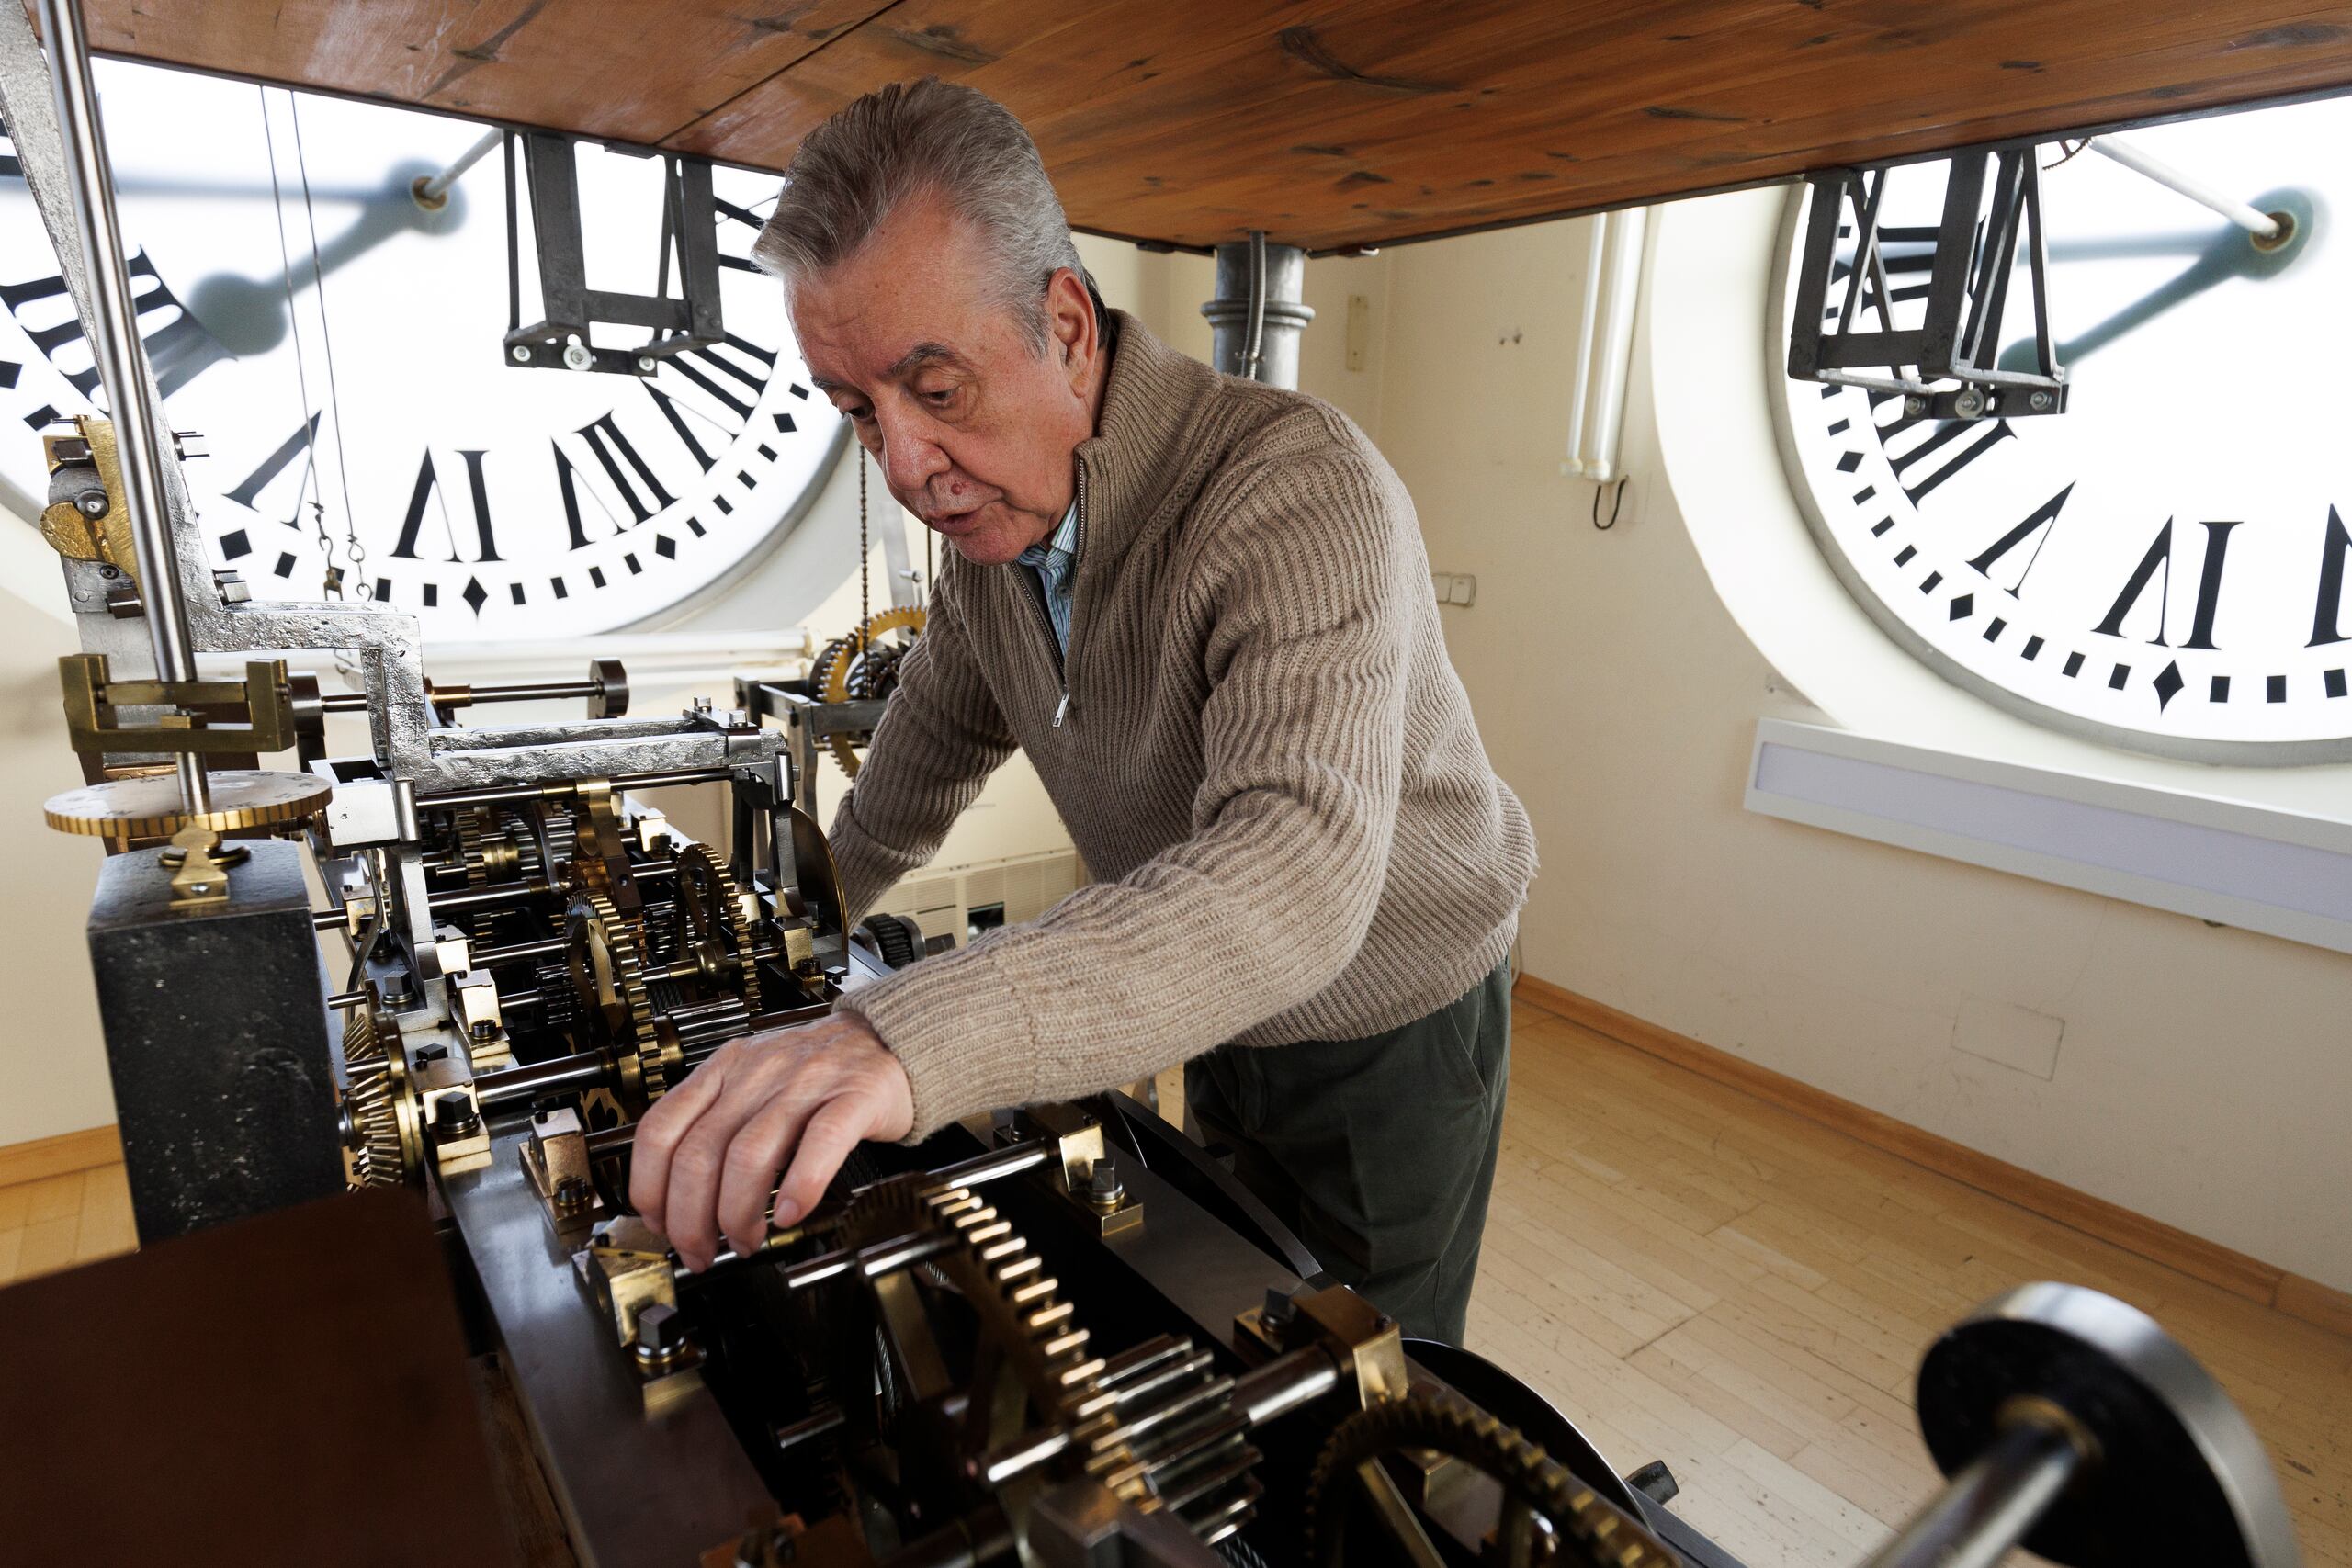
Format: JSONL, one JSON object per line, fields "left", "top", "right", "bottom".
{"left": 565, "top": 881, "right": 663, "bottom": 1108}
{"left": 1304, "top": 1392, "right": 1680, "bottom": 1568}
{"left": 849, "top": 1177, "right": 1139, "bottom": 1520}
{"left": 44, "top": 768, "right": 329, "bottom": 841}
{"left": 672, "top": 842, "right": 762, "bottom": 1017}
{"left": 818, "top": 606, "right": 926, "bottom": 777}
{"left": 337, "top": 987, "right": 423, "bottom": 1190}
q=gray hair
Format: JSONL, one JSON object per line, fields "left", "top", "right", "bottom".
{"left": 752, "top": 77, "right": 1090, "bottom": 353}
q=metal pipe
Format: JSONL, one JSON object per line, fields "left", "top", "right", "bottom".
{"left": 35, "top": 0, "right": 207, "bottom": 810}
{"left": 416, "top": 766, "right": 728, "bottom": 808}
{"left": 1203, "top": 239, "right": 1314, "bottom": 389}
{"left": 413, "top": 127, "right": 500, "bottom": 209}
{"left": 2089, "top": 137, "right": 2281, "bottom": 239}
{"left": 1862, "top": 1413, "right": 2086, "bottom": 1568}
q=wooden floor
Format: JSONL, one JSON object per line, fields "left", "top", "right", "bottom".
{"left": 0, "top": 1158, "right": 135, "bottom": 1287}
{"left": 4, "top": 1009, "right": 2346, "bottom": 1567}
{"left": 1476, "top": 1000, "right": 2352, "bottom": 1567}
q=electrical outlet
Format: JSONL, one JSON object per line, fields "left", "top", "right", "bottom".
{"left": 1430, "top": 572, "right": 1477, "bottom": 607}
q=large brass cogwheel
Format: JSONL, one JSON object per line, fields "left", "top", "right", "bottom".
{"left": 1304, "top": 1393, "right": 1680, "bottom": 1568}
{"left": 338, "top": 987, "right": 421, "bottom": 1190}
{"left": 816, "top": 606, "right": 926, "bottom": 778}
{"left": 672, "top": 841, "right": 761, "bottom": 1017}
{"left": 565, "top": 882, "right": 662, "bottom": 1107}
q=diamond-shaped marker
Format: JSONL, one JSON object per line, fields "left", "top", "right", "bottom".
{"left": 462, "top": 575, "right": 489, "bottom": 616}
{"left": 2154, "top": 660, "right": 2184, "bottom": 710}
{"left": 1948, "top": 593, "right": 1973, "bottom": 621}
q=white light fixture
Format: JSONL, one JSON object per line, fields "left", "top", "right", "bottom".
{"left": 1562, "top": 206, "right": 1649, "bottom": 484}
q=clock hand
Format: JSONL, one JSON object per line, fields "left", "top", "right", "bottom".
{"left": 1998, "top": 186, "right": 2316, "bottom": 371}
{"left": 179, "top": 159, "right": 467, "bottom": 358}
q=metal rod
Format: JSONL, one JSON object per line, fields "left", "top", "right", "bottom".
{"left": 1863, "top": 1414, "right": 2086, "bottom": 1568}
{"left": 1232, "top": 1346, "right": 1341, "bottom": 1427}
{"left": 325, "top": 988, "right": 367, "bottom": 1010}
{"left": 35, "top": 0, "right": 206, "bottom": 810}
{"left": 2089, "top": 137, "right": 2280, "bottom": 239}
{"left": 469, "top": 934, "right": 566, "bottom": 966}
{"left": 414, "top": 127, "right": 500, "bottom": 207}
{"left": 416, "top": 766, "right": 728, "bottom": 808}
{"left": 478, "top": 1051, "right": 608, "bottom": 1110}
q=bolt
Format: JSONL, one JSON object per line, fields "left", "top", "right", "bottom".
{"left": 552, "top": 1175, "right": 592, "bottom": 1214}
{"left": 637, "top": 355, "right": 656, "bottom": 372}
{"left": 562, "top": 334, "right": 593, "bottom": 371}
{"left": 1263, "top": 1285, "right": 1299, "bottom": 1326}
{"left": 74, "top": 489, "right": 107, "bottom": 517}
{"left": 1953, "top": 388, "right": 1986, "bottom": 420}
{"left": 1904, "top": 395, "right": 1925, "bottom": 417}
{"left": 2029, "top": 390, "right": 2052, "bottom": 412}
{"left": 433, "top": 1090, "right": 481, "bottom": 1140}
{"left": 469, "top": 1019, "right": 500, "bottom": 1043}
{"left": 510, "top": 344, "right": 531, "bottom": 364}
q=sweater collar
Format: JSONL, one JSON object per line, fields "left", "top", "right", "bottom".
{"left": 1071, "top": 310, "right": 1216, "bottom": 567}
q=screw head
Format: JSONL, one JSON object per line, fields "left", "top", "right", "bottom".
{"left": 510, "top": 344, "right": 530, "bottom": 363}
{"left": 2030, "top": 390, "right": 2052, "bottom": 412}
{"left": 74, "top": 490, "right": 107, "bottom": 517}
{"left": 637, "top": 355, "right": 656, "bottom": 372}
{"left": 562, "top": 339, "right": 593, "bottom": 371}
{"left": 1904, "top": 395, "right": 1926, "bottom": 416}
{"left": 1953, "top": 388, "right": 1986, "bottom": 419}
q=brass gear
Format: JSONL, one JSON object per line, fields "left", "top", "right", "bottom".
{"left": 847, "top": 1176, "right": 1134, "bottom": 1495}
{"left": 1304, "top": 1393, "right": 1680, "bottom": 1568}
{"left": 564, "top": 882, "right": 664, "bottom": 1109}
{"left": 672, "top": 841, "right": 762, "bottom": 1017}
{"left": 337, "top": 986, "right": 421, "bottom": 1190}
{"left": 818, "top": 606, "right": 926, "bottom": 778}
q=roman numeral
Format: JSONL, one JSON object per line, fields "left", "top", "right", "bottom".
{"left": 667, "top": 333, "right": 775, "bottom": 421}
{"left": 2092, "top": 517, "right": 2241, "bottom": 649}
{"left": 0, "top": 250, "right": 232, "bottom": 400}
{"left": 2311, "top": 504, "right": 2352, "bottom": 648}
{"left": 390, "top": 448, "right": 500, "bottom": 562}
{"left": 1967, "top": 482, "right": 2073, "bottom": 595}
{"left": 1867, "top": 389, "right": 2018, "bottom": 507}
{"left": 643, "top": 384, "right": 718, "bottom": 469}
{"left": 225, "top": 412, "right": 321, "bottom": 522}
{"left": 715, "top": 196, "right": 768, "bottom": 275}
{"left": 575, "top": 412, "right": 677, "bottom": 524}
{"left": 553, "top": 440, "right": 627, "bottom": 552}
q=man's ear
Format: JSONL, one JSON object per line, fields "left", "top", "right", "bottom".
{"left": 1043, "top": 267, "right": 1096, "bottom": 388}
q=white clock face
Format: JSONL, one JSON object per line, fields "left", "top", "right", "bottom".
{"left": 0, "top": 60, "right": 841, "bottom": 639}
{"left": 1774, "top": 96, "right": 2352, "bottom": 762}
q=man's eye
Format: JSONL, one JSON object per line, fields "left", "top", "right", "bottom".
{"left": 842, "top": 405, "right": 875, "bottom": 423}
{"left": 919, "top": 388, "right": 957, "bottom": 408}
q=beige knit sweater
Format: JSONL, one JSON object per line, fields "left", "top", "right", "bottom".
{"left": 831, "top": 312, "right": 1536, "bottom": 1139}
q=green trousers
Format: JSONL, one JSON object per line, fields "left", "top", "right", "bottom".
{"left": 1184, "top": 961, "right": 1511, "bottom": 1345}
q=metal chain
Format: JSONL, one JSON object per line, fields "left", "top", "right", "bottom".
{"left": 857, "top": 448, "right": 870, "bottom": 660}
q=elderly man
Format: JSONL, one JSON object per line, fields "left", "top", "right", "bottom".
{"left": 631, "top": 78, "right": 1534, "bottom": 1343}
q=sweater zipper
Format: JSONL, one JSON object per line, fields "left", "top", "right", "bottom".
{"left": 1030, "top": 461, "right": 1089, "bottom": 728}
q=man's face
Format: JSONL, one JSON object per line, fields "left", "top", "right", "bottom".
{"left": 791, "top": 192, "right": 1105, "bottom": 566}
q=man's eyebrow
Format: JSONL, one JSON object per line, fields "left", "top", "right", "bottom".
{"left": 886, "top": 342, "right": 962, "bottom": 378}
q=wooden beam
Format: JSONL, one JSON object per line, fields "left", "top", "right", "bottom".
{"left": 1511, "top": 973, "right": 2352, "bottom": 1342}
{"left": 62, "top": 0, "right": 2352, "bottom": 253}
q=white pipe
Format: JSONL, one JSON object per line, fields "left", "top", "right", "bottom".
{"left": 2088, "top": 137, "right": 2278, "bottom": 239}
{"left": 415, "top": 127, "right": 502, "bottom": 208}
{"left": 1563, "top": 214, "right": 1609, "bottom": 478}
{"left": 1582, "top": 207, "right": 1648, "bottom": 485}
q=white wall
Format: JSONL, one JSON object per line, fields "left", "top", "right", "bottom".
{"left": 1218, "top": 214, "right": 2352, "bottom": 1293}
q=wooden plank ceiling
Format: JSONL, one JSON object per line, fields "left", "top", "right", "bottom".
{"left": 64, "top": 1, "right": 2352, "bottom": 250}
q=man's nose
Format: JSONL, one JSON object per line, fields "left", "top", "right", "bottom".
{"left": 875, "top": 408, "right": 950, "bottom": 493}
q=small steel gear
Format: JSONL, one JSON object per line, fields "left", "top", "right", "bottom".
{"left": 1304, "top": 1393, "right": 1680, "bottom": 1568}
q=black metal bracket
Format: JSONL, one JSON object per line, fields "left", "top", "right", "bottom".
{"left": 1788, "top": 144, "right": 2069, "bottom": 421}
{"left": 503, "top": 131, "right": 725, "bottom": 377}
